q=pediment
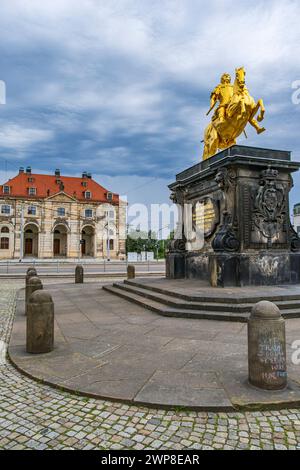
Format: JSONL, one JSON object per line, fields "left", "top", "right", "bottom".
{"left": 45, "top": 191, "right": 76, "bottom": 202}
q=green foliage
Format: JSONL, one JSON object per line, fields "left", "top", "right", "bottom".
{"left": 126, "top": 230, "right": 167, "bottom": 259}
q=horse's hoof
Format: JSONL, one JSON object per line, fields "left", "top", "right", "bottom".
{"left": 257, "top": 127, "right": 266, "bottom": 134}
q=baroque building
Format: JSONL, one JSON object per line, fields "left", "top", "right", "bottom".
{"left": 0, "top": 167, "right": 126, "bottom": 259}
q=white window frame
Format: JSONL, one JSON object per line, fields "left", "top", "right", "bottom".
{"left": 85, "top": 209, "right": 93, "bottom": 218}
{"left": 3, "top": 185, "right": 10, "bottom": 194}
{"left": 28, "top": 206, "right": 37, "bottom": 216}
{"left": 28, "top": 187, "right": 37, "bottom": 196}
{"left": 1, "top": 205, "right": 11, "bottom": 215}
{"left": 57, "top": 207, "right": 66, "bottom": 217}
{"left": 85, "top": 191, "right": 92, "bottom": 199}
{"left": 106, "top": 209, "right": 115, "bottom": 220}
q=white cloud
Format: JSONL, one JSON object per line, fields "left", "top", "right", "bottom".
{"left": 0, "top": 124, "right": 54, "bottom": 152}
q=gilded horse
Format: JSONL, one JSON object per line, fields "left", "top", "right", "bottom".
{"left": 202, "top": 67, "right": 265, "bottom": 160}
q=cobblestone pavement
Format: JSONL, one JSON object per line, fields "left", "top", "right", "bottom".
{"left": 1, "top": 282, "right": 300, "bottom": 450}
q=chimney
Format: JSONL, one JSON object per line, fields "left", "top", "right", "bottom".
{"left": 82, "top": 171, "right": 88, "bottom": 178}
{"left": 87, "top": 172, "right": 92, "bottom": 179}
{"left": 26, "top": 166, "right": 31, "bottom": 174}
{"left": 55, "top": 169, "right": 60, "bottom": 177}
{"left": 19, "top": 167, "right": 24, "bottom": 174}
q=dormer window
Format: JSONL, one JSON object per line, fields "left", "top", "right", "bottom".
{"left": 28, "top": 187, "right": 36, "bottom": 196}
{"left": 28, "top": 177, "right": 34, "bottom": 183}
{"left": 3, "top": 185, "right": 10, "bottom": 194}
{"left": 82, "top": 181, "right": 88, "bottom": 188}
{"left": 85, "top": 191, "right": 91, "bottom": 199}
{"left": 107, "top": 192, "right": 113, "bottom": 201}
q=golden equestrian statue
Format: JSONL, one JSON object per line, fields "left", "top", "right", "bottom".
{"left": 202, "top": 67, "right": 266, "bottom": 160}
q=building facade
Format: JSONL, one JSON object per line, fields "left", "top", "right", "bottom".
{"left": 0, "top": 167, "right": 126, "bottom": 259}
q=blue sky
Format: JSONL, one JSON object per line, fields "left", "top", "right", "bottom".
{"left": 0, "top": 0, "right": 300, "bottom": 212}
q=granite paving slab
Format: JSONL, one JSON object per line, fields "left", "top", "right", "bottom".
{"left": 8, "top": 281, "right": 300, "bottom": 411}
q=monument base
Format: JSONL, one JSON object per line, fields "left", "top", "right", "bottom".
{"left": 167, "top": 251, "right": 300, "bottom": 287}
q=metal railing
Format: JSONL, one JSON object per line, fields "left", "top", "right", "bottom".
{"left": 0, "top": 259, "right": 166, "bottom": 275}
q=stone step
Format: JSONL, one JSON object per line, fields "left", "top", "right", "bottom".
{"left": 113, "top": 282, "right": 253, "bottom": 312}
{"left": 124, "top": 279, "right": 300, "bottom": 304}
{"left": 118, "top": 281, "right": 300, "bottom": 313}
{"left": 103, "top": 285, "right": 249, "bottom": 322}
{"left": 103, "top": 284, "right": 300, "bottom": 322}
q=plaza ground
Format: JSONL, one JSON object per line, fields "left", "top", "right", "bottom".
{"left": 0, "top": 280, "right": 300, "bottom": 450}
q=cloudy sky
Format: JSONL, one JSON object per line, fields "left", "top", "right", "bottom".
{"left": 1, "top": 0, "right": 300, "bottom": 218}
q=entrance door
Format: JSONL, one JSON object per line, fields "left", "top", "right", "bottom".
{"left": 54, "top": 239, "right": 60, "bottom": 256}
{"left": 25, "top": 238, "right": 33, "bottom": 255}
{"left": 81, "top": 239, "right": 86, "bottom": 256}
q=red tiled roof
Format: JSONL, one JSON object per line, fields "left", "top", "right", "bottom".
{"left": 0, "top": 171, "right": 119, "bottom": 204}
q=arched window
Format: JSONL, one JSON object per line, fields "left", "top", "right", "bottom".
{"left": 1, "top": 227, "right": 9, "bottom": 233}
{"left": 0, "top": 237, "right": 9, "bottom": 250}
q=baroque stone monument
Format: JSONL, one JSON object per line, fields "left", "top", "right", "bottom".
{"left": 166, "top": 67, "right": 300, "bottom": 287}
{"left": 167, "top": 145, "right": 300, "bottom": 286}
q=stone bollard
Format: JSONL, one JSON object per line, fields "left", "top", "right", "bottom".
{"left": 248, "top": 300, "right": 287, "bottom": 391}
{"left": 25, "top": 276, "right": 43, "bottom": 313}
{"left": 26, "top": 290, "right": 54, "bottom": 354}
{"left": 26, "top": 266, "right": 36, "bottom": 275}
{"left": 25, "top": 268, "right": 37, "bottom": 287}
{"left": 75, "top": 265, "right": 84, "bottom": 283}
{"left": 127, "top": 265, "right": 135, "bottom": 279}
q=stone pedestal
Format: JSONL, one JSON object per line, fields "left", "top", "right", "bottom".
{"left": 75, "top": 265, "right": 84, "bottom": 284}
{"left": 26, "top": 290, "right": 54, "bottom": 354}
{"left": 248, "top": 301, "right": 287, "bottom": 390}
{"left": 127, "top": 265, "right": 136, "bottom": 279}
{"left": 166, "top": 145, "right": 300, "bottom": 286}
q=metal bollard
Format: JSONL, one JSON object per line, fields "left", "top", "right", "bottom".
{"left": 75, "top": 265, "right": 84, "bottom": 283}
{"left": 25, "top": 276, "right": 43, "bottom": 313}
{"left": 26, "top": 290, "right": 54, "bottom": 354}
{"left": 127, "top": 265, "right": 135, "bottom": 279}
{"left": 248, "top": 300, "right": 287, "bottom": 391}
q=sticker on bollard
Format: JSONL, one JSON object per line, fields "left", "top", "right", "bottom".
{"left": 248, "top": 300, "right": 287, "bottom": 391}
{"left": 75, "top": 265, "right": 84, "bottom": 283}
{"left": 26, "top": 290, "right": 54, "bottom": 354}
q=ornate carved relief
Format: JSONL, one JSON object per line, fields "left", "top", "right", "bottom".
{"left": 215, "top": 167, "right": 236, "bottom": 192}
{"left": 212, "top": 211, "right": 240, "bottom": 252}
{"left": 252, "top": 168, "right": 285, "bottom": 242}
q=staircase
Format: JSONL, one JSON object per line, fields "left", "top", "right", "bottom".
{"left": 103, "top": 280, "right": 300, "bottom": 322}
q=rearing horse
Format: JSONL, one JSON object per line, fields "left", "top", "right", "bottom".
{"left": 203, "top": 67, "right": 265, "bottom": 160}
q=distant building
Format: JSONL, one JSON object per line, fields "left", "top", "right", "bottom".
{"left": 0, "top": 167, "right": 126, "bottom": 259}
{"left": 293, "top": 203, "right": 300, "bottom": 235}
